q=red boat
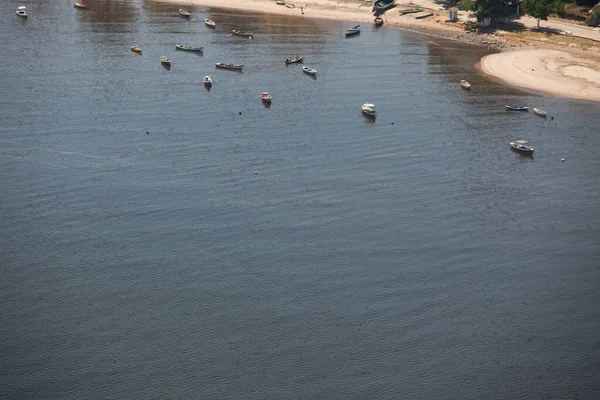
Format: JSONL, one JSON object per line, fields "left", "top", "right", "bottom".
{"left": 74, "top": 3, "right": 87, "bottom": 9}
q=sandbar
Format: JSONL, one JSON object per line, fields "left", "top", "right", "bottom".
{"left": 480, "top": 49, "right": 600, "bottom": 102}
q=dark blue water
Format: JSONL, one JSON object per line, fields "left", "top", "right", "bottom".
{"left": 2, "top": 1, "right": 600, "bottom": 399}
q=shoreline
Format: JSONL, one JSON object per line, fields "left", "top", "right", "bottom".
{"left": 160, "top": 0, "right": 600, "bottom": 102}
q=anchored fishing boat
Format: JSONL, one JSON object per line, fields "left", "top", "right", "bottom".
{"left": 215, "top": 63, "right": 243, "bottom": 71}
{"left": 232, "top": 30, "right": 254, "bottom": 38}
{"left": 175, "top": 44, "right": 204, "bottom": 52}
{"left": 506, "top": 105, "right": 528, "bottom": 111}
{"left": 510, "top": 140, "right": 534, "bottom": 155}
{"left": 285, "top": 55, "right": 303, "bottom": 65}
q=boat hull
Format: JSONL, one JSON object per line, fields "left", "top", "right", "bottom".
{"left": 232, "top": 30, "right": 254, "bottom": 38}
{"left": 302, "top": 67, "right": 317, "bottom": 76}
{"left": 533, "top": 108, "right": 547, "bottom": 117}
{"left": 373, "top": 0, "right": 396, "bottom": 11}
{"left": 176, "top": 45, "right": 204, "bottom": 52}
{"left": 510, "top": 143, "right": 534, "bottom": 155}
{"left": 216, "top": 63, "right": 243, "bottom": 71}
{"left": 179, "top": 9, "right": 191, "bottom": 17}
{"left": 285, "top": 55, "right": 303, "bottom": 65}
{"left": 506, "top": 106, "right": 528, "bottom": 111}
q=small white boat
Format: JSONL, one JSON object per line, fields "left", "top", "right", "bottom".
{"left": 533, "top": 107, "right": 547, "bottom": 117}
{"left": 460, "top": 79, "right": 471, "bottom": 90}
{"left": 261, "top": 92, "right": 272, "bottom": 103}
{"left": 205, "top": 19, "right": 215, "bottom": 28}
{"left": 510, "top": 140, "right": 534, "bottom": 155}
{"left": 302, "top": 66, "right": 317, "bottom": 76}
{"left": 204, "top": 76, "right": 212, "bottom": 86}
{"left": 160, "top": 56, "right": 171, "bottom": 66}
{"left": 16, "top": 6, "right": 28, "bottom": 18}
{"left": 362, "top": 103, "right": 376, "bottom": 118}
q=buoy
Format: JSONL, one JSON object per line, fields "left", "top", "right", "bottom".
{"left": 239, "top": 111, "right": 242, "bottom": 115}
{"left": 146, "top": 131, "right": 149, "bottom": 134}
{"left": 254, "top": 171, "right": 258, "bottom": 175}
{"left": 391, "top": 121, "right": 394, "bottom": 124}
{"left": 561, "top": 158, "right": 565, "bottom": 162}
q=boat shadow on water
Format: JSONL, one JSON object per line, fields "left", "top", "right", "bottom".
{"left": 511, "top": 148, "right": 534, "bottom": 160}
{"left": 162, "top": 64, "right": 171, "bottom": 71}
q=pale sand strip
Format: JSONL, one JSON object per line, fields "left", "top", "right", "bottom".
{"left": 480, "top": 50, "right": 600, "bottom": 102}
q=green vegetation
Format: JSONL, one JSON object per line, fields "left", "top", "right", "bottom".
{"left": 523, "top": 0, "right": 553, "bottom": 26}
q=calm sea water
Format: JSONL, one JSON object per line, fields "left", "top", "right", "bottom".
{"left": 1, "top": 1, "right": 599, "bottom": 399}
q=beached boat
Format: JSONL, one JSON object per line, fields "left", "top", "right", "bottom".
{"left": 232, "top": 30, "right": 254, "bottom": 38}
{"left": 204, "top": 19, "right": 215, "bottom": 28}
{"left": 398, "top": 7, "right": 423, "bottom": 14}
{"left": 74, "top": 3, "right": 87, "bottom": 9}
{"left": 160, "top": 56, "right": 171, "bottom": 66}
{"left": 533, "top": 107, "right": 547, "bottom": 117}
{"left": 373, "top": 0, "right": 396, "bottom": 12}
{"left": 415, "top": 13, "right": 434, "bottom": 19}
{"left": 506, "top": 105, "right": 528, "bottom": 111}
{"left": 276, "top": 0, "right": 286, "bottom": 4}
{"left": 285, "top": 55, "right": 304, "bottom": 65}
{"left": 175, "top": 44, "right": 204, "bottom": 52}
{"left": 510, "top": 140, "right": 534, "bottom": 155}
{"left": 179, "top": 9, "right": 191, "bottom": 18}
{"left": 362, "top": 103, "right": 376, "bottom": 118}
{"left": 16, "top": 6, "right": 27, "bottom": 18}
{"left": 204, "top": 76, "right": 212, "bottom": 87}
{"left": 460, "top": 80, "right": 471, "bottom": 90}
{"left": 302, "top": 66, "right": 317, "bottom": 76}
{"left": 285, "top": 3, "right": 296, "bottom": 8}
{"left": 215, "top": 63, "right": 243, "bottom": 71}
{"left": 261, "top": 92, "right": 272, "bottom": 103}
{"left": 130, "top": 45, "right": 142, "bottom": 53}
{"left": 345, "top": 25, "right": 360, "bottom": 37}
{"left": 374, "top": 17, "right": 383, "bottom": 27}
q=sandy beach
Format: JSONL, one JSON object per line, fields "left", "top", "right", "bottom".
{"left": 163, "top": 0, "right": 600, "bottom": 102}
{"left": 480, "top": 49, "right": 600, "bottom": 102}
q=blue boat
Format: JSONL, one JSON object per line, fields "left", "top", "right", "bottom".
{"left": 345, "top": 25, "right": 360, "bottom": 37}
{"left": 506, "top": 105, "right": 528, "bottom": 111}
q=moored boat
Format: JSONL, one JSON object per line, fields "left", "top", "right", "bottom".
{"left": 345, "top": 25, "right": 360, "bottom": 37}
{"left": 373, "top": 0, "right": 396, "bottom": 12}
{"left": 261, "top": 92, "right": 272, "bottom": 103}
{"left": 362, "top": 103, "right": 376, "bottom": 118}
{"left": 130, "top": 45, "right": 142, "bottom": 53}
{"left": 510, "top": 140, "right": 534, "bottom": 155}
{"left": 204, "top": 19, "right": 215, "bottom": 28}
{"left": 179, "top": 9, "right": 191, "bottom": 18}
{"left": 302, "top": 66, "right": 317, "bottom": 76}
{"left": 175, "top": 44, "right": 204, "bottom": 52}
{"left": 533, "top": 107, "right": 547, "bottom": 117}
{"left": 374, "top": 17, "right": 383, "bottom": 27}
{"left": 74, "top": 3, "right": 87, "bottom": 9}
{"left": 16, "top": 6, "right": 27, "bottom": 18}
{"left": 160, "top": 56, "right": 171, "bottom": 66}
{"left": 398, "top": 7, "right": 423, "bottom": 14}
{"left": 285, "top": 55, "right": 303, "bottom": 65}
{"left": 460, "top": 79, "right": 471, "bottom": 90}
{"left": 215, "top": 62, "right": 243, "bottom": 71}
{"left": 204, "top": 76, "right": 212, "bottom": 87}
{"left": 232, "top": 30, "right": 254, "bottom": 38}
{"left": 506, "top": 105, "right": 528, "bottom": 111}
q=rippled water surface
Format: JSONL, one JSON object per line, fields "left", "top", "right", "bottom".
{"left": 1, "top": 1, "right": 599, "bottom": 399}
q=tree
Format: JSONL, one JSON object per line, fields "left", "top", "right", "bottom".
{"left": 456, "top": 0, "right": 509, "bottom": 23}
{"left": 522, "top": 0, "right": 553, "bottom": 26}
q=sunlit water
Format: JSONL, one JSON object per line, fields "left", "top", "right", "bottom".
{"left": 1, "top": 1, "right": 599, "bottom": 399}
